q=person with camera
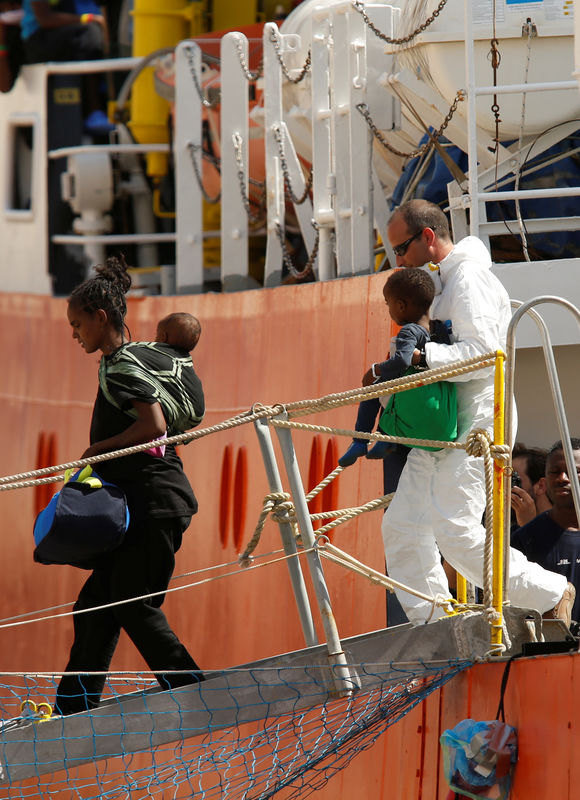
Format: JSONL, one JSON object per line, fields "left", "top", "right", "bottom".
{"left": 511, "top": 443, "right": 552, "bottom": 530}
{"left": 512, "top": 439, "right": 580, "bottom": 626}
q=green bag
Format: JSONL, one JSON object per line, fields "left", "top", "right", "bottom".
{"left": 378, "top": 367, "right": 457, "bottom": 451}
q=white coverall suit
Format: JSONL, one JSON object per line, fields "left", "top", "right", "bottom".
{"left": 381, "top": 236, "right": 566, "bottom": 624}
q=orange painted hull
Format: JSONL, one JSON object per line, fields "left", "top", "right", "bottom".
{"left": 0, "top": 274, "right": 577, "bottom": 797}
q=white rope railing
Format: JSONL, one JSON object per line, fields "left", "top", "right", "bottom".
{"left": 0, "top": 351, "right": 500, "bottom": 491}
{"left": 3, "top": 349, "right": 506, "bottom": 629}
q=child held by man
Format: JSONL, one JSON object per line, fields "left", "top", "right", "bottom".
{"left": 339, "top": 268, "right": 457, "bottom": 468}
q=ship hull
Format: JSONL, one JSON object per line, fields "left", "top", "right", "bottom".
{"left": 0, "top": 274, "right": 579, "bottom": 796}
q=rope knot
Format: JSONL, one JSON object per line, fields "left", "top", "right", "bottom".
{"left": 465, "top": 428, "right": 491, "bottom": 459}
{"left": 270, "top": 497, "right": 296, "bottom": 524}
{"left": 491, "top": 443, "right": 510, "bottom": 464}
{"left": 484, "top": 606, "right": 502, "bottom": 625}
{"left": 238, "top": 492, "right": 297, "bottom": 567}
{"left": 264, "top": 492, "right": 296, "bottom": 522}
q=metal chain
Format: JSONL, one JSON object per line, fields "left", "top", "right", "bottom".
{"left": 488, "top": 0, "right": 502, "bottom": 161}
{"left": 352, "top": 0, "right": 449, "bottom": 46}
{"left": 489, "top": 38, "right": 502, "bottom": 154}
{"left": 185, "top": 44, "right": 221, "bottom": 108}
{"left": 187, "top": 143, "right": 221, "bottom": 204}
{"left": 234, "top": 34, "right": 264, "bottom": 81}
{"left": 356, "top": 91, "right": 464, "bottom": 158}
{"left": 272, "top": 124, "right": 313, "bottom": 205}
{"left": 275, "top": 220, "right": 320, "bottom": 279}
{"left": 232, "top": 132, "right": 266, "bottom": 222}
{"left": 269, "top": 28, "right": 311, "bottom": 83}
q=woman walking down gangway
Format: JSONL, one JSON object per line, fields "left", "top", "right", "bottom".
{"left": 56, "top": 256, "right": 204, "bottom": 715}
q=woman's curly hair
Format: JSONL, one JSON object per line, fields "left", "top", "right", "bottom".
{"left": 68, "top": 255, "right": 132, "bottom": 334}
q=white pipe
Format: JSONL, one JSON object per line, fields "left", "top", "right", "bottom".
{"left": 478, "top": 187, "right": 580, "bottom": 202}
{"left": 475, "top": 80, "right": 578, "bottom": 95}
{"left": 464, "top": 0, "right": 479, "bottom": 236}
{"left": 52, "top": 233, "right": 176, "bottom": 245}
{"left": 48, "top": 144, "right": 170, "bottom": 159}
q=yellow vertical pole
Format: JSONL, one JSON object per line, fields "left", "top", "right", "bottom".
{"left": 491, "top": 350, "right": 506, "bottom": 651}
{"left": 456, "top": 573, "right": 467, "bottom": 604}
{"left": 130, "top": 0, "right": 193, "bottom": 178}
{"left": 212, "top": 0, "right": 258, "bottom": 30}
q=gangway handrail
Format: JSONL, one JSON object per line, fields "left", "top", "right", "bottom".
{"left": 503, "top": 296, "right": 580, "bottom": 600}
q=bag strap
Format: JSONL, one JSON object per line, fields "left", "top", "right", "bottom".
{"left": 98, "top": 357, "right": 139, "bottom": 421}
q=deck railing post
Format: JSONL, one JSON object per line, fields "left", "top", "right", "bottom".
{"left": 274, "top": 413, "right": 358, "bottom": 695}
{"left": 220, "top": 33, "right": 251, "bottom": 290}
{"left": 174, "top": 40, "right": 204, "bottom": 293}
{"left": 253, "top": 418, "right": 319, "bottom": 648}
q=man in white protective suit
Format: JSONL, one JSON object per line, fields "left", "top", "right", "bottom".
{"left": 382, "top": 199, "right": 574, "bottom": 625}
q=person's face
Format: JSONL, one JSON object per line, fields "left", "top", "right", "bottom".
{"left": 67, "top": 302, "right": 108, "bottom": 354}
{"left": 387, "top": 214, "right": 431, "bottom": 268}
{"left": 383, "top": 286, "right": 407, "bottom": 326}
{"left": 545, "top": 448, "right": 580, "bottom": 509}
{"left": 512, "top": 455, "right": 534, "bottom": 497}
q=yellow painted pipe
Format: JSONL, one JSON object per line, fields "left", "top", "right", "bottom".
{"left": 456, "top": 573, "right": 467, "bottom": 604}
{"left": 491, "top": 350, "right": 506, "bottom": 652}
{"left": 130, "top": 0, "right": 193, "bottom": 177}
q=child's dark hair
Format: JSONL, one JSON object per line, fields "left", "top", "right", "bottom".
{"left": 158, "top": 312, "right": 202, "bottom": 352}
{"left": 385, "top": 268, "right": 435, "bottom": 315}
{"left": 68, "top": 256, "right": 132, "bottom": 334}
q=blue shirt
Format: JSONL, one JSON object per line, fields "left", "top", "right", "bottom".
{"left": 512, "top": 510, "right": 580, "bottom": 622}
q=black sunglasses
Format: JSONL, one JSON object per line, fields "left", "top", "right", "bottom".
{"left": 392, "top": 230, "right": 423, "bottom": 257}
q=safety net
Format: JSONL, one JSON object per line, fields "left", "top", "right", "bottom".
{"left": 0, "top": 657, "right": 471, "bottom": 799}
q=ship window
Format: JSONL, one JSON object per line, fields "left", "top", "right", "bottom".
{"left": 5, "top": 122, "right": 35, "bottom": 213}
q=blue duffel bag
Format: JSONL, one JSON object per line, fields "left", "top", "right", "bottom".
{"left": 33, "top": 466, "right": 130, "bottom": 568}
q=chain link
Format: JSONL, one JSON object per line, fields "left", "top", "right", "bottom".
{"left": 185, "top": 44, "right": 221, "bottom": 108}
{"left": 351, "top": 0, "right": 449, "bottom": 46}
{"left": 269, "top": 28, "right": 311, "bottom": 83}
{"left": 272, "top": 124, "right": 313, "bottom": 205}
{"left": 233, "top": 33, "right": 264, "bottom": 81}
{"left": 356, "top": 90, "right": 464, "bottom": 158}
{"left": 488, "top": 37, "right": 502, "bottom": 154}
{"left": 232, "top": 132, "right": 266, "bottom": 222}
{"left": 275, "top": 220, "right": 320, "bottom": 279}
{"left": 187, "top": 143, "right": 221, "bottom": 204}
